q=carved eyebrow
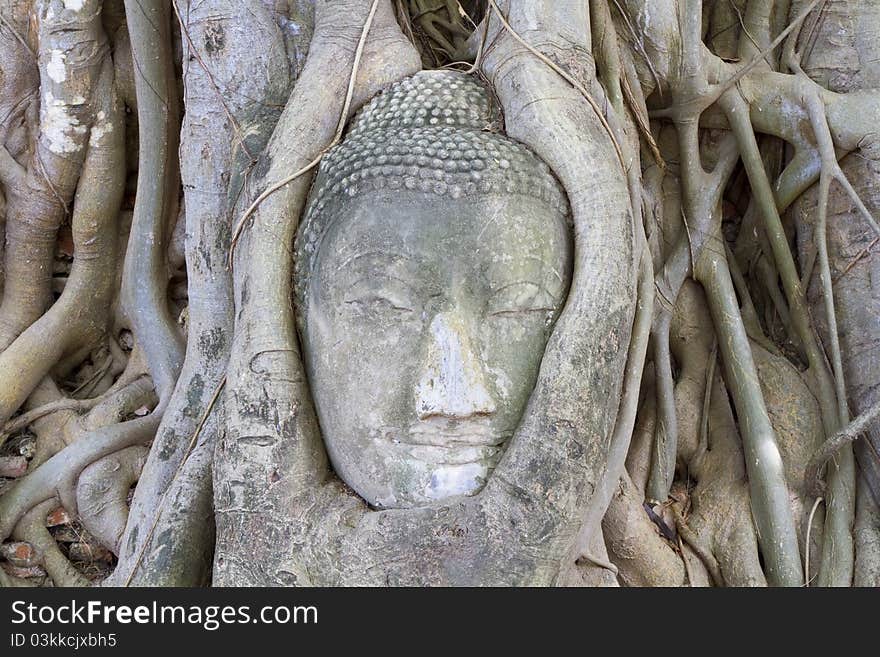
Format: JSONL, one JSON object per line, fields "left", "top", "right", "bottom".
{"left": 489, "top": 279, "right": 558, "bottom": 301}
{"left": 333, "top": 250, "right": 412, "bottom": 273}
{"left": 488, "top": 255, "right": 565, "bottom": 287}
{"left": 345, "top": 273, "right": 415, "bottom": 292}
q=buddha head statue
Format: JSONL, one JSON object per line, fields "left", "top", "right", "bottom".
{"left": 295, "top": 70, "right": 572, "bottom": 509}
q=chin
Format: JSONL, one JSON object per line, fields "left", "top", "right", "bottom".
{"left": 372, "top": 459, "right": 493, "bottom": 509}
{"left": 423, "top": 461, "right": 490, "bottom": 501}
{"left": 333, "top": 429, "right": 506, "bottom": 508}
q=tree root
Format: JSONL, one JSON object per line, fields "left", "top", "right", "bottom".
{"left": 0, "top": 406, "right": 163, "bottom": 545}
{"left": 0, "top": 0, "right": 109, "bottom": 351}
{"left": 695, "top": 227, "right": 804, "bottom": 585}
{"left": 119, "top": 0, "right": 184, "bottom": 403}
{"left": 603, "top": 472, "right": 688, "bottom": 586}
{"left": 13, "top": 500, "right": 89, "bottom": 587}
{"left": 76, "top": 446, "right": 148, "bottom": 555}
{"left": 671, "top": 504, "right": 724, "bottom": 586}
{"left": 807, "top": 400, "right": 880, "bottom": 497}
{"left": 0, "top": 66, "right": 124, "bottom": 433}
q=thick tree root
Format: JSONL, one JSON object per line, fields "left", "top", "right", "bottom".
{"left": 76, "top": 446, "right": 148, "bottom": 555}
{"left": 13, "top": 500, "right": 88, "bottom": 587}
{"left": 0, "top": 409, "right": 162, "bottom": 546}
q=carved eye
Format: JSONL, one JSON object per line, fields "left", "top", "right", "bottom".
{"left": 343, "top": 275, "right": 416, "bottom": 317}
{"left": 487, "top": 281, "right": 557, "bottom": 318}
{"left": 345, "top": 294, "right": 414, "bottom": 315}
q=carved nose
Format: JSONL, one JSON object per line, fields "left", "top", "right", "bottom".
{"left": 416, "top": 312, "right": 496, "bottom": 420}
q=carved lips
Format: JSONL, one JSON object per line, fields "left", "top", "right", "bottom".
{"left": 379, "top": 420, "right": 510, "bottom": 467}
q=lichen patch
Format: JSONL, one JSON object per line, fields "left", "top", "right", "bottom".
{"left": 46, "top": 50, "right": 66, "bottom": 83}
{"left": 89, "top": 110, "right": 113, "bottom": 147}
{"left": 41, "top": 92, "right": 87, "bottom": 154}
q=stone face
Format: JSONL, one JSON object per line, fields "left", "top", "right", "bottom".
{"left": 294, "top": 71, "right": 572, "bottom": 509}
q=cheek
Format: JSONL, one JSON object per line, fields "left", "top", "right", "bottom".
{"left": 309, "top": 304, "right": 425, "bottom": 425}
{"left": 479, "top": 317, "right": 553, "bottom": 409}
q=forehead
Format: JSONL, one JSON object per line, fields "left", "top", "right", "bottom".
{"left": 317, "top": 191, "right": 570, "bottom": 267}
